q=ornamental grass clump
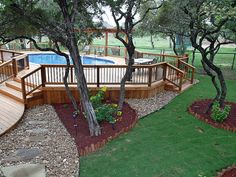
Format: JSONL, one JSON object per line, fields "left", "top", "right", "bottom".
{"left": 90, "top": 87, "right": 121, "bottom": 124}
{"left": 211, "top": 101, "right": 231, "bottom": 123}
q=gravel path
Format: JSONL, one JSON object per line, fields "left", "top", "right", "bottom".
{"left": 0, "top": 105, "right": 79, "bottom": 177}
{"left": 127, "top": 91, "right": 178, "bottom": 118}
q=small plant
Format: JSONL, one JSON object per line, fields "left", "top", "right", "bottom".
{"left": 211, "top": 101, "right": 231, "bottom": 123}
{"left": 90, "top": 87, "right": 107, "bottom": 108}
{"left": 90, "top": 87, "right": 121, "bottom": 125}
{"left": 95, "top": 104, "right": 118, "bottom": 123}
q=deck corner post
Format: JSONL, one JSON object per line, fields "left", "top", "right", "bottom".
{"left": 191, "top": 68, "right": 195, "bottom": 84}
{"left": 21, "top": 78, "right": 27, "bottom": 102}
{"left": 41, "top": 66, "right": 46, "bottom": 87}
{"left": 179, "top": 73, "right": 183, "bottom": 91}
{"left": 148, "top": 67, "right": 152, "bottom": 87}
{"left": 12, "top": 58, "right": 17, "bottom": 77}
{"left": 163, "top": 63, "right": 167, "bottom": 81}
{"left": 96, "top": 66, "right": 100, "bottom": 87}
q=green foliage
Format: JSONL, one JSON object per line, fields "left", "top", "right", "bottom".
{"left": 211, "top": 101, "right": 231, "bottom": 123}
{"left": 95, "top": 104, "right": 118, "bottom": 123}
{"left": 0, "top": 0, "right": 101, "bottom": 46}
{"left": 90, "top": 90, "right": 105, "bottom": 109}
{"left": 90, "top": 87, "right": 118, "bottom": 124}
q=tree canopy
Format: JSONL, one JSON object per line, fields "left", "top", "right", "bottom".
{"left": 0, "top": 0, "right": 105, "bottom": 136}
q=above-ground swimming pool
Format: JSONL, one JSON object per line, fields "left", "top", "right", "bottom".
{"left": 28, "top": 53, "right": 115, "bottom": 65}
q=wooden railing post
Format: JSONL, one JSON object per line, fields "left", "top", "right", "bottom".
{"left": 70, "top": 66, "right": 73, "bottom": 83}
{"left": 191, "top": 68, "right": 195, "bottom": 84}
{"left": 25, "top": 55, "right": 29, "bottom": 69}
{"left": 21, "top": 78, "right": 27, "bottom": 102}
{"left": 97, "top": 66, "right": 100, "bottom": 87}
{"left": 1, "top": 51, "right": 4, "bottom": 63}
{"left": 177, "top": 59, "right": 180, "bottom": 69}
{"left": 12, "top": 58, "right": 17, "bottom": 77}
{"left": 41, "top": 66, "right": 46, "bottom": 87}
{"left": 179, "top": 73, "right": 183, "bottom": 92}
{"left": 163, "top": 63, "right": 167, "bottom": 81}
{"left": 148, "top": 67, "right": 152, "bottom": 87}
{"left": 105, "top": 32, "right": 108, "bottom": 56}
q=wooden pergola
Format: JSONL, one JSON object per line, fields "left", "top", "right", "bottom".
{"left": 76, "top": 28, "right": 128, "bottom": 57}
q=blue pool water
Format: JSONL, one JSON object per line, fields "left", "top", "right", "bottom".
{"left": 28, "top": 54, "right": 115, "bottom": 65}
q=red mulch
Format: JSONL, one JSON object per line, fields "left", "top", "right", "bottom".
{"left": 189, "top": 99, "right": 236, "bottom": 177}
{"left": 220, "top": 167, "right": 236, "bottom": 177}
{"left": 53, "top": 101, "right": 137, "bottom": 156}
{"left": 189, "top": 99, "right": 236, "bottom": 132}
{"left": 216, "top": 164, "right": 236, "bottom": 177}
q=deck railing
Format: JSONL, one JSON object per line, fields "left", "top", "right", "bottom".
{"left": 165, "top": 63, "right": 185, "bottom": 91}
{"left": 0, "top": 49, "right": 29, "bottom": 77}
{"left": 0, "top": 60, "right": 14, "bottom": 84}
{"left": 178, "top": 59, "right": 195, "bottom": 84}
{"left": 21, "top": 67, "right": 43, "bottom": 101}
{"left": 0, "top": 49, "right": 193, "bottom": 103}
{"left": 41, "top": 63, "right": 165, "bottom": 87}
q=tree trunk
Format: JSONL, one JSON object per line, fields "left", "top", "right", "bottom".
{"left": 202, "top": 56, "right": 227, "bottom": 109}
{"left": 63, "top": 55, "right": 79, "bottom": 111}
{"left": 201, "top": 59, "right": 221, "bottom": 113}
{"left": 19, "top": 39, "right": 25, "bottom": 49}
{"left": 38, "top": 34, "right": 42, "bottom": 43}
{"left": 118, "top": 59, "right": 134, "bottom": 110}
{"left": 68, "top": 41, "right": 101, "bottom": 136}
{"left": 215, "top": 67, "right": 227, "bottom": 107}
{"left": 150, "top": 33, "right": 154, "bottom": 49}
{"left": 169, "top": 36, "right": 172, "bottom": 49}
{"left": 118, "top": 46, "right": 135, "bottom": 110}
{"left": 191, "top": 48, "right": 196, "bottom": 66}
{"left": 180, "top": 35, "right": 185, "bottom": 55}
{"left": 170, "top": 35, "right": 178, "bottom": 55}
{"left": 58, "top": 1, "right": 101, "bottom": 136}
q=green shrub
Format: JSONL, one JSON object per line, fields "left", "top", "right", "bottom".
{"left": 90, "top": 87, "right": 120, "bottom": 124}
{"left": 95, "top": 104, "right": 118, "bottom": 123}
{"left": 211, "top": 101, "right": 231, "bottom": 123}
{"left": 90, "top": 87, "right": 106, "bottom": 109}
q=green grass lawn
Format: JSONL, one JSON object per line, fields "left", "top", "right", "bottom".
{"left": 94, "top": 35, "right": 236, "bottom": 72}
{"left": 80, "top": 75, "right": 236, "bottom": 177}
{"left": 93, "top": 35, "right": 170, "bottom": 50}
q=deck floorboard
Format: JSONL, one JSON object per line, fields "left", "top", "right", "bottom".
{"left": 0, "top": 93, "right": 24, "bottom": 136}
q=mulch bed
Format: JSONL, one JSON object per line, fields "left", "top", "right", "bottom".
{"left": 216, "top": 165, "right": 236, "bottom": 177}
{"left": 53, "top": 102, "right": 137, "bottom": 156}
{"left": 188, "top": 99, "right": 236, "bottom": 133}
{"left": 188, "top": 99, "right": 236, "bottom": 177}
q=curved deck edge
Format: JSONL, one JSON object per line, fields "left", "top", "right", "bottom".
{"left": 0, "top": 94, "right": 25, "bottom": 136}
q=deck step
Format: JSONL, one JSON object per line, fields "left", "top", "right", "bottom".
{"left": 13, "top": 77, "right": 37, "bottom": 88}
{"left": 9, "top": 79, "right": 42, "bottom": 97}
{"left": 164, "top": 80, "right": 193, "bottom": 92}
{"left": 0, "top": 85, "right": 24, "bottom": 103}
{"left": 5, "top": 80, "right": 22, "bottom": 92}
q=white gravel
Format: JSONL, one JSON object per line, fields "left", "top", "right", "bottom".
{"left": 127, "top": 91, "right": 179, "bottom": 118}
{"left": 0, "top": 105, "right": 79, "bottom": 177}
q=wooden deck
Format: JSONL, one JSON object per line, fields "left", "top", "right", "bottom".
{"left": 0, "top": 93, "right": 25, "bottom": 136}
{"left": 0, "top": 49, "right": 195, "bottom": 136}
